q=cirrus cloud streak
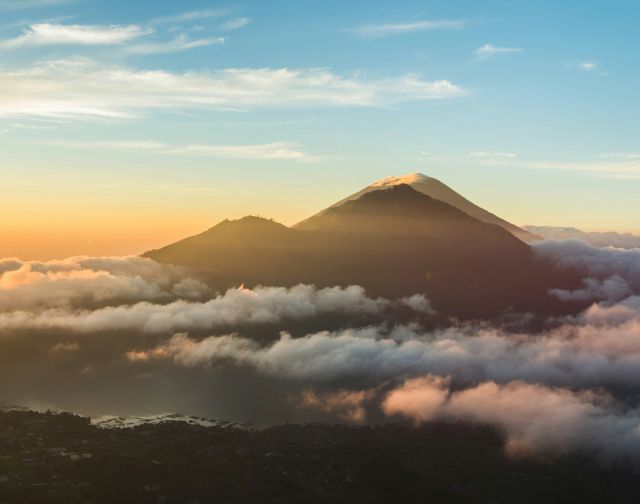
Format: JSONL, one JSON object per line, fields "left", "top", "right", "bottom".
{"left": 0, "top": 59, "right": 467, "bottom": 120}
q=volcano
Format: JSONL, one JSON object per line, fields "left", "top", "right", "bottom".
{"left": 145, "top": 182, "right": 563, "bottom": 318}
{"left": 295, "top": 173, "right": 538, "bottom": 242}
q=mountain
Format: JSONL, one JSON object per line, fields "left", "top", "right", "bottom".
{"left": 524, "top": 225, "right": 640, "bottom": 249}
{"left": 145, "top": 184, "right": 567, "bottom": 318}
{"left": 295, "top": 173, "right": 538, "bottom": 242}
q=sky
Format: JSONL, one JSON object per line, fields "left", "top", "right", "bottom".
{"left": 1, "top": 0, "right": 639, "bottom": 259}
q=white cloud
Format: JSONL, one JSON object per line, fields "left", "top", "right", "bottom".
{"left": 474, "top": 43, "right": 524, "bottom": 60}
{"left": 150, "top": 9, "right": 231, "bottom": 25}
{"left": 468, "top": 151, "right": 518, "bottom": 166}
{"left": 221, "top": 17, "right": 252, "bottom": 31}
{"left": 0, "top": 256, "right": 211, "bottom": 311}
{"left": 579, "top": 61, "right": 598, "bottom": 71}
{"left": 533, "top": 240, "right": 640, "bottom": 295}
{"left": 0, "top": 285, "right": 390, "bottom": 334}
{"left": 126, "top": 35, "right": 225, "bottom": 55}
{"left": 568, "top": 60, "right": 608, "bottom": 76}
{"left": 348, "top": 19, "right": 466, "bottom": 38}
{"left": 0, "top": 59, "right": 467, "bottom": 120}
{"left": 0, "top": 23, "right": 151, "bottom": 49}
{"left": 469, "top": 151, "right": 517, "bottom": 159}
{"left": 526, "top": 227, "right": 640, "bottom": 250}
{"left": 384, "top": 378, "right": 640, "bottom": 460}
{"left": 48, "top": 139, "right": 310, "bottom": 161}
{"left": 116, "top": 241, "right": 640, "bottom": 389}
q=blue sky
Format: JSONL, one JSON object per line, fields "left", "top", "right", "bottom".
{"left": 1, "top": 0, "right": 639, "bottom": 258}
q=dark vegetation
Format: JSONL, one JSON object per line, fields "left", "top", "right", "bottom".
{"left": 1, "top": 409, "right": 638, "bottom": 504}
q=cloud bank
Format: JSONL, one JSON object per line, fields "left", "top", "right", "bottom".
{"left": 2, "top": 238, "right": 640, "bottom": 462}
{"left": 0, "top": 285, "right": 394, "bottom": 334}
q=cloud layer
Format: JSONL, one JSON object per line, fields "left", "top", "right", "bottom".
{"left": 2, "top": 239, "right": 640, "bottom": 462}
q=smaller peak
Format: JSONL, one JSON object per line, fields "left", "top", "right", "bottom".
{"left": 212, "top": 215, "right": 287, "bottom": 231}
{"left": 370, "top": 172, "right": 432, "bottom": 188}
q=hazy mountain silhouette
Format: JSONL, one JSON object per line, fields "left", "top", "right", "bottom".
{"left": 146, "top": 184, "right": 571, "bottom": 318}
{"left": 295, "top": 173, "right": 538, "bottom": 242}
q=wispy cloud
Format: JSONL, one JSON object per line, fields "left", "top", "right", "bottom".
{"left": 528, "top": 159, "right": 640, "bottom": 178}
{"left": 568, "top": 60, "right": 608, "bottom": 76}
{"left": 0, "top": 59, "right": 467, "bottom": 120}
{"left": 469, "top": 151, "right": 518, "bottom": 166}
{"left": 469, "top": 151, "right": 517, "bottom": 159}
{"left": 150, "top": 9, "right": 231, "bottom": 25}
{"left": 46, "top": 140, "right": 311, "bottom": 161}
{"left": 348, "top": 19, "right": 466, "bottom": 38}
{"left": 221, "top": 17, "right": 252, "bottom": 31}
{"left": 0, "top": 0, "right": 76, "bottom": 11}
{"left": 126, "top": 35, "right": 225, "bottom": 55}
{"left": 0, "top": 23, "right": 150, "bottom": 48}
{"left": 474, "top": 43, "right": 524, "bottom": 60}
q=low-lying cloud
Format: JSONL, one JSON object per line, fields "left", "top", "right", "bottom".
{"left": 0, "top": 256, "right": 210, "bottom": 311}
{"left": 2, "top": 238, "right": 640, "bottom": 462}
{"left": 123, "top": 299, "right": 640, "bottom": 388}
{"left": 533, "top": 239, "right": 640, "bottom": 302}
{"left": 527, "top": 226, "right": 640, "bottom": 250}
{"left": 0, "top": 284, "right": 406, "bottom": 334}
{"left": 383, "top": 377, "right": 640, "bottom": 460}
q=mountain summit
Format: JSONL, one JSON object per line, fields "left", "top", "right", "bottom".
{"left": 295, "top": 173, "right": 538, "bottom": 242}
{"left": 145, "top": 184, "right": 563, "bottom": 318}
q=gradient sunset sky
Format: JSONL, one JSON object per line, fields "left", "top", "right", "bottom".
{"left": 1, "top": 0, "right": 639, "bottom": 259}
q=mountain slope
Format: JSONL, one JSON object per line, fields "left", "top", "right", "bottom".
{"left": 146, "top": 185, "right": 557, "bottom": 318}
{"left": 295, "top": 173, "right": 538, "bottom": 242}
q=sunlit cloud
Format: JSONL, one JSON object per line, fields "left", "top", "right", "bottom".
{"left": 47, "top": 139, "right": 311, "bottom": 161}
{"left": 150, "top": 9, "right": 231, "bottom": 25}
{"left": 126, "top": 35, "right": 225, "bottom": 55}
{"left": 468, "top": 151, "right": 518, "bottom": 166}
{"left": 221, "top": 17, "right": 252, "bottom": 31}
{"left": 528, "top": 159, "right": 640, "bottom": 177}
{"left": 0, "top": 59, "right": 467, "bottom": 120}
{"left": 383, "top": 377, "right": 640, "bottom": 460}
{"left": 567, "top": 60, "right": 608, "bottom": 76}
{"left": 0, "top": 23, "right": 151, "bottom": 48}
